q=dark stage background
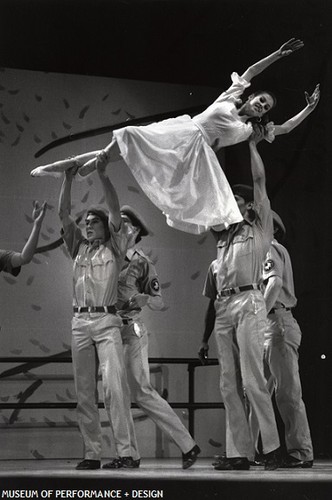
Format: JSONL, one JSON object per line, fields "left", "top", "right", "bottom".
{"left": 1, "top": 0, "right": 332, "bottom": 457}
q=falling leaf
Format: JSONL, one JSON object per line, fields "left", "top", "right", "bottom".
{"left": 51, "top": 131, "right": 58, "bottom": 139}
{"left": 79, "top": 105, "right": 89, "bottom": 119}
{"left": 81, "top": 191, "right": 90, "bottom": 203}
{"left": 16, "top": 123, "right": 24, "bottom": 132}
{"left": 31, "top": 449, "right": 45, "bottom": 459}
{"left": 65, "top": 389, "right": 74, "bottom": 399}
{"left": 3, "top": 276, "right": 16, "bottom": 285}
{"left": 208, "top": 438, "right": 222, "bottom": 447}
{"left": 190, "top": 271, "right": 201, "bottom": 280}
{"left": 63, "top": 99, "right": 70, "bottom": 109}
{"left": 0, "top": 396, "right": 9, "bottom": 402}
{"left": 23, "top": 112, "right": 30, "bottom": 122}
{"left": 44, "top": 417, "right": 56, "bottom": 427}
{"left": 39, "top": 344, "right": 50, "bottom": 353}
{"left": 128, "top": 186, "right": 140, "bottom": 194}
{"left": 62, "top": 121, "right": 72, "bottom": 130}
{"left": 63, "top": 415, "right": 76, "bottom": 425}
{"left": 102, "top": 94, "right": 109, "bottom": 102}
{"left": 160, "top": 306, "right": 169, "bottom": 312}
{"left": 26, "top": 276, "right": 34, "bottom": 286}
{"left": 35, "top": 95, "right": 42, "bottom": 102}
{"left": 56, "top": 393, "right": 67, "bottom": 402}
{"left": 29, "top": 338, "right": 40, "bottom": 345}
{"left": 33, "top": 134, "right": 42, "bottom": 143}
{"left": 1, "top": 111, "right": 10, "bottom": 124}
{"left": 46, "top": 226, "right": 55, "bottom": 234}
{"left": 31, "top": 256, "right": 42, "bottom": 264}
{"left": 125, "top": 111, "right": 136, "bottom": 119}
{"left": 8, "top": 89, "right": 20, "bottom": 95}
{"left": 197, "top": 235, "right": 208, "bottom": 245}
{"left": 161, "top": 282, "right": 171, "bottom": 289}
{"left": 111, "top": 108, "right": 121, "bottom": 114}
{"left": 10, "top": 349, "right": 22, "bottom": 354}
{"left": 31, "top": 304, "right": 42, "bottom": 311}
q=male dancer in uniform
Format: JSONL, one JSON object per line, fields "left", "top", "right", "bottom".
{"left": 199, "top": 131, "right": 281, "bottom": 471}
{"left": 58, "top": 156, "right": 139, "bottom": 470}
{"left": 102, "top": 205, "right": 200, "bottom": 469}
{"left": 252, "top": 212, "right": 314, "bottom": 468}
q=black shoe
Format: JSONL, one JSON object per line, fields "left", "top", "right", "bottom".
{"left": 264, "top": 449, "right": 281, "bottom": 471}
{"left": 281, "top": 455, "right": 313, "bottom": 469}
{"left": 214, "top": 457, "right": 250, "bottom": 471}
{"left": 76, "top": 459, "right": 101, "bottom": 470}
{"left": 250, "top": 453, "right": 265, "bottom": 466}
{"left": 182, "top": 445, "right": 201, "bottom": 469}
{"left": 212, "top": 454, "right": 225, "bottom": 466}
{"left": 102, "top": 457, "right": 140, "bottom": 469}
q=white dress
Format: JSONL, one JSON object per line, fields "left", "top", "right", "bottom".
{"left": 31, "top": 73, "right": 275, "bottom": 234}
{"left": 114, "top": 73, "right": 271, "bottom": 234}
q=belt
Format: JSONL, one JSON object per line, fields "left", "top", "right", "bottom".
{"left": 269, "top": 306, "right": 291, "bottom": 314}
{"left": 217, "top": 284, "right": 259, "bottom": 298}
{"left": 73, "top": 306, "right": 117, "bottom": 314}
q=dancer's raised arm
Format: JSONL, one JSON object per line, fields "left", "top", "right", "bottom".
{"left": 95, "top": 152, "right": 122, "bottom": 232}
{"left": 10, "top": 201, "right": 47, "bottom": 268}
{"left": 241, "top": 38, "right": 304, "bottom": 82}
{"left": 58, "top": 166, "right": 77, "bottom": 229}
{"left": 273, "top": 84, "right": 320, "bottom": 136}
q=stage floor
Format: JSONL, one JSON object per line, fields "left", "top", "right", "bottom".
{"left": 1, "top": 459, "right": 332, "bottom": 500}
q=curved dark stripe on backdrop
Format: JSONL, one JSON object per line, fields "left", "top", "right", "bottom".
{"left": 9, "top": 379, "right": 43, "bottom": 424}
{"left": 34, "top": 105, "right": 206, "bottom": 158}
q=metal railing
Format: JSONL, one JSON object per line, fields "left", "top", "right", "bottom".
{"left": 0, "top": 356, "right": 224, "bottom": 437}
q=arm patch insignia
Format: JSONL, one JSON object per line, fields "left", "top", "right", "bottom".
{"left": 264, "top": 259, "right": 275, "bottom": 271}
{"left": 151, "top": 278, "right": 160, "bottom": 292}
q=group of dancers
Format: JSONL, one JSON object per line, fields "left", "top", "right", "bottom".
{"left": 2, "top": 38, "right": 319, "bottom": 470}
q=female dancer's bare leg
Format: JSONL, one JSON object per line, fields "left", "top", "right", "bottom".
{"left": 77, "top": 137, "right": 121, "bottom": 177}
{"left": 30, "top": 150, "right": 101, "bottom": 178}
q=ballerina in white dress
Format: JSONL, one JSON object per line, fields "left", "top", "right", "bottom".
{"left": 31, "top": 39, "right": 320, "bottom": 234}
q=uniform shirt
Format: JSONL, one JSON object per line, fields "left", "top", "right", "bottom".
{"left": 62, "top": 220, "right": 128, "bottom": 310}
{"left": 117, "top": 249, "right": 161, "bottom": 321}
{"left": 211, "top": 195, "right": 273, "bottom": 291}
{"left": 203, "top": 259, "right": 218, "bottom": 300}
{"left": 0, "top": 249, "right": 21, "bottom": 277}
{"left": 263, "top": 239, "right": 297, "bottom": 309}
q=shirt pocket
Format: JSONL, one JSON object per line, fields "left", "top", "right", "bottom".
{"left": 232, "top": 230, "right": 253, "bottom": 256}
{"left": 90, "top": 251, "right": 114, "bottom": 282}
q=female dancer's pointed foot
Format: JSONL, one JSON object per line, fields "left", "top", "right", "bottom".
{"left": 30, "top": 157, "right": 81, "bottom": 178}
{"left": 30, "top": 165, "right": 63, "bottom": 178}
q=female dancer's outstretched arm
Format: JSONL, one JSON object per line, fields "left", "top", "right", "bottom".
{"left": 241, "top": 38, "right": 304, "bottom": 82}
{"left": 273, "top": 84, "right": 320, "bottom": 136}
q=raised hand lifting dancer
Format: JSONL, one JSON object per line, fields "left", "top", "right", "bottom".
{"left": 31, "top": 39, "right": 320, "bottom": 234}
